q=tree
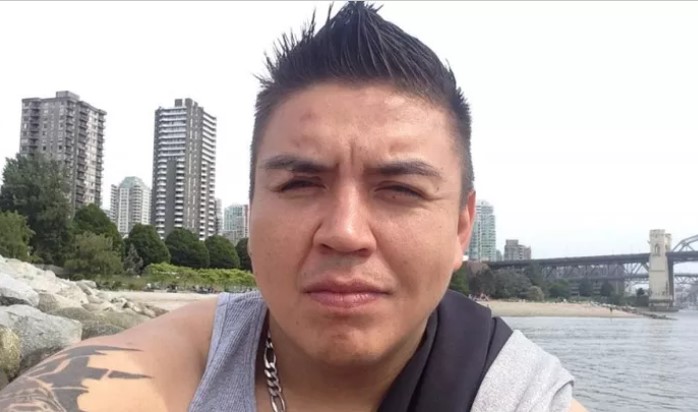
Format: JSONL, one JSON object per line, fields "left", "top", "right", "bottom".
{"left": 0, "top": 211, "right": 34, "bottom": 260}
{"left": 636, "top": 287, "right": 646, "bottom": 297}
{"left": 578, "top": 278, "right": 594, "bottom": 297}
{"left": 468, "top": 267, "right": 496, "bottom": 297}
{"left": 64, "top": 233, "right": 123, "bottom": 278}
{"left": 524, "top": 262, "right": 547, "bottom": 293}
{"left": 549, "top": 280, "right": 571, "bottom": 299}
{"left": 165, "top": 228, "right": 210, "bottom": 268}
{"left": 124, "top": 224, "right": 170, "bottom": 267}
{"left": 493, "top": 270, "right": 532, "bottom": 299}
{"left": 123, "top": 244, "right": 144, "bottom": 276}
{"left": 236, "top": 238, "right": 252, "bottom": 272}
{"left": 526, "top": 286, "right": 545, "bottom": 302}
{"left": 205, "top": 235, "right": 240, "bottom": 269}
{"left": 449, "top": 265, "right": 470, "bottom": 296}
{"left": 0, "top": 154, "right": 72, "bottom": 264}
{"left": 73, "top": 204, "right": 123, "bottom": 256}
{"left": 600, "top": 281, "right": 614, "bottom": 298}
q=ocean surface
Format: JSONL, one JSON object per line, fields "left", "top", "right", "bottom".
{"left": 505, "top": 310, "right": 698, "bottom": 412}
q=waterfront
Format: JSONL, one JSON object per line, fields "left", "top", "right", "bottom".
{"left": 507, "top": 310, "right": 698, "bottom": 412}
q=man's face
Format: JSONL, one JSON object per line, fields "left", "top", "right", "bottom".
{"left": 249, "top": 82, "right": 475, "bottom": 366}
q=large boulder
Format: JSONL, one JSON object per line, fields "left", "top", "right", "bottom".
{"left": 0, "top": 273, "right": 39, "bottom": 307}
{"left": 0, "top": 258, "right": 88, "bottom": 305}
{"left": 99, "top": 311, "right": 149, "bottom": 330}
{"left": 0, "top": 305, "right": 81, "bottom": 366}
{"left": 83, "top": 301, "right": 115, "bottom": 312}
{"left": 0, "top": 326, "right": 21, "bottom": 380}
{"left": 50, "top": 307, "right": 99, "bottom": 323}
{"left": 0, "top": 369, "right": 8, "bottom": 391}
{"left": 81, "top": 320, "right": 125, "bottom": 340}
{"left": 37, "top": 292, "right": 82, "bottom": 313}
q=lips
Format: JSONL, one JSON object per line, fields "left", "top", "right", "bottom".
{"left": 303, "top": 279, "right": 388, "bottom": 309}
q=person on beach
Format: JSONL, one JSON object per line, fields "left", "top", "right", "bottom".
{"left": 0, "top": 3, "right": 587, "bottom": 411}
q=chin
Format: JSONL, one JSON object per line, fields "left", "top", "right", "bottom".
{"left": 307, "top": 329, "right": 388, "bottom": 368}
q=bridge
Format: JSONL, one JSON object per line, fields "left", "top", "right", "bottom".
{"left": 487, "top": 231, "right": 698, "bottom": 310}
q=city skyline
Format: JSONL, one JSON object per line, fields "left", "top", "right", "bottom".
{"left": 1, "top": 2, "right": 697, "bottom": 257}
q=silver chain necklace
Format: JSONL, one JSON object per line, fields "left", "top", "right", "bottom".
{"left": 264, "top": 330, "right": 287, "bottom": 412}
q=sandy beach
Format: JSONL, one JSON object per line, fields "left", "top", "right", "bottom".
{"left": 113, "top": 291, "right": 638, "bottom": 318}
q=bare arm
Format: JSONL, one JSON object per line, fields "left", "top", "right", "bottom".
{"left": 0, "top": 297, "right": 217, "bottom": 412}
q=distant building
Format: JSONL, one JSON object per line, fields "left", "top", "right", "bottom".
{"left": 19, "top": 91, "right": 106, "bottom": 211}
{"left": 504, "top": 239, "right": 532, "bottom": 261}
{"left": 215, "top": 198, "right": 223, "bottom": 236}
{"left": 468, "top": 200, "right": 497, "bottom": 262}
{"left": 151, "top": 98, "right": 217, "bottom": 240}
{"left": 223, "top": 204, "right": 249, "bottom": 246}
{"left": 110, "top": 177, "right": 151, "bottom": 236}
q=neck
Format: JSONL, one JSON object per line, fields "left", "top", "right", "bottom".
{"left": 260, "top": 317, "right": 427, "bottom": 411}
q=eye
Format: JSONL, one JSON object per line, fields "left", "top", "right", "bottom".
{"left": 279, "top": 179, "right": 320, "bottom": 192}
{"left": 383, "top": 185, "right": 422, "bottom": 198}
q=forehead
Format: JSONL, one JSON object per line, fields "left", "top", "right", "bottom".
{"left": 259, "top": 82, "right": 458, "bottom": 163}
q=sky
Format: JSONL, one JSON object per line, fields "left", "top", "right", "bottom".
{"left": 0, "top": 1, "right": 696, "bottom": 259}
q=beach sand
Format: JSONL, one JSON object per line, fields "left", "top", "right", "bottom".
{"left": 113, "top": 291, "right": 638, "bottom": 318}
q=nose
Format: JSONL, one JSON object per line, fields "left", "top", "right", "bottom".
{"left": 313, "top": 183, "right": 376, "bottom": 256}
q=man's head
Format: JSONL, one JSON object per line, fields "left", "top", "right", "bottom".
{"left": 248, "top": 2, "right": 477, "bottom": 367}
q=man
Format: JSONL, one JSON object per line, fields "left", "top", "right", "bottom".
{"left": 0, "top": 3, "right": 587, "bottom": 411}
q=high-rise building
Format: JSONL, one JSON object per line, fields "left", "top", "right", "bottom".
{"left": 110, "top": 177, "right": 151, "bottom": 236}
{"left": 19, "top": 91, "right": 106, "bottom": 211}
{"left": 468, "top": 200, "right": 497, "bottom": 262}
{"left": 504, "top": 239, "right": 532, "bottom": 261}
{"left": 215, "top": 198, "right": 223, "bottom": 236}
{"left": 223, "top": 204, "right": 249, "bottom": 246}
{"left": 151, "top": 98, "right": 217, "bottom": 240}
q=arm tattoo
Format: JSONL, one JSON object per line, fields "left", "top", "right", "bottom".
{"left": 0, "top": 345, "right": 151, "bottom": 412}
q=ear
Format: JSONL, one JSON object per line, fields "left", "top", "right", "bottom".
{"left": 452, "top": 190, "right": 476, "bottom": 271}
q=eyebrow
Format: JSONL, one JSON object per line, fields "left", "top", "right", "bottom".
{"left": 261, "top": 154, "right": 331, "bottom": 174}
{"left": 262, "top": 154, "right": 442, "bottom": 180}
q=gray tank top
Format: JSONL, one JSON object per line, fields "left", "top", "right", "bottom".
{"left": 188, "top": 291, "right": 267, "bottom": 412}
{"left": 188, "top": 292, "right": 574, "bottom": 412}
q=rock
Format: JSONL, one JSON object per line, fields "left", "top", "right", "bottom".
{"left": 142, "top": 308, "right": 156, "bottom": 318}
{"left": 87, "top": 295, "right": 103, "bottom": 304}
{"left": 96, "top": 291, "right": 110, "bottom": 301}
{"left": 54, "top": 281, "right": 89, "bottom": 305}
{"left": 82, "top": 302, "right": 114, "bottom": 312}
{"left": 77, "top": 280, "right": 97, "bottom": 290}
{"left": 0, "top": 305, "right": 81, "bottom": 362}
{"left": 146, "top": 305, "right": 169, "bottom": 317}
{"left": 37, "top": 292, "right": 82, "bottom": 313}
{"left": 0, "top": 369, "right": 8, "bottom": 391}
{"left": 0, "top": 326, "right": 21, "bottom": 380}
{"left": 0, "top": 273, "right": 39, "bottom": 307}
{"left": 99, "top": 311, "right": 149, "bottom": 330}
{"left": 1, "top": 260, "right": 89, "bottom": 305}
{"left": 81, "top": 320, "right": 124, "bottom": 340}
{"left": 19, "top": 346, "right": 64, "bottom": 375}
{"left": 50, "top": 307, "right": 99, "bottom": 323}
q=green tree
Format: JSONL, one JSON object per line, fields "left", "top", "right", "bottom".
{"left": 165, "top": 228, "right": 210, "bottom": 268}
{"left": 123, "top": 244, "right": 144, "bottom": 276}
{"left": 124, "top": 224, "right": 170, "bottom": 267}
{"left": 526, "top": 286, "right": 545, "bottom": 302}
{"left": 600, "top": 280, "right": 614, "bottom": 297}
{"left": 205, "top": 235, "right": 240, "bottom": 269}
{"left": 64, "top": 233, "right": 123, "bottom": 277}
{"left": 549, "top": 280, "right": 571, "bottom": 299}
{"left": 524, "top": 262, "right": 547, "bottom": 293}
{"left": 0, "top": 154, "right": 72, "bottom": 264}
{"left": 468, "top": 267, "right": 496, "bottom": 297}
{"left": 73, "top": 204, "right": 124, "bottom": 256}
{"left": 636, "top": 287, "right": 646, "bottom": 297}
{"left": 236, "top": 238, "right": 252, "bottom": 272}
{"left": 0, "top": 211, "right": 34, "bottom": 260}
{"left": 449, "top": 264, "right": 470, "bottom": 296}
{"left": 493, "top": 270, "right": 532, "bottom": 299}
{"left": 578, "top": 278, "right": 594, "bottom": 297}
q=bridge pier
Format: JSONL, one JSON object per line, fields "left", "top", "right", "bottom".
{"left": 648, "top": 229, "right": 675, "bottom": 311}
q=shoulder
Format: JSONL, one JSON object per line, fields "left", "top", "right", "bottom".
{"left": 0, "top": 296, "right": 219, "bottom": 412}
{"left": 472, "top": 331, "right": 575, "bottom": 412}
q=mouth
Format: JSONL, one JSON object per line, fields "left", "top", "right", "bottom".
{"left": 303, "top": 280, "right": 389, "bottom": 309}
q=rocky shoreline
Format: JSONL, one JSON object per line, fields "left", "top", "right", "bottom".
{"left": 0, "top": 256, "right": 167, "bottom": 389}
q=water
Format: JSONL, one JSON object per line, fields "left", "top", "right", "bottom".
{"left": 505, "top": 311, "right": 698, "bottom": 412}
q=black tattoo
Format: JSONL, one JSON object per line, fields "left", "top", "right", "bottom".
{"left": 0, "top": 345, "right": 151, "bottom": 412}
